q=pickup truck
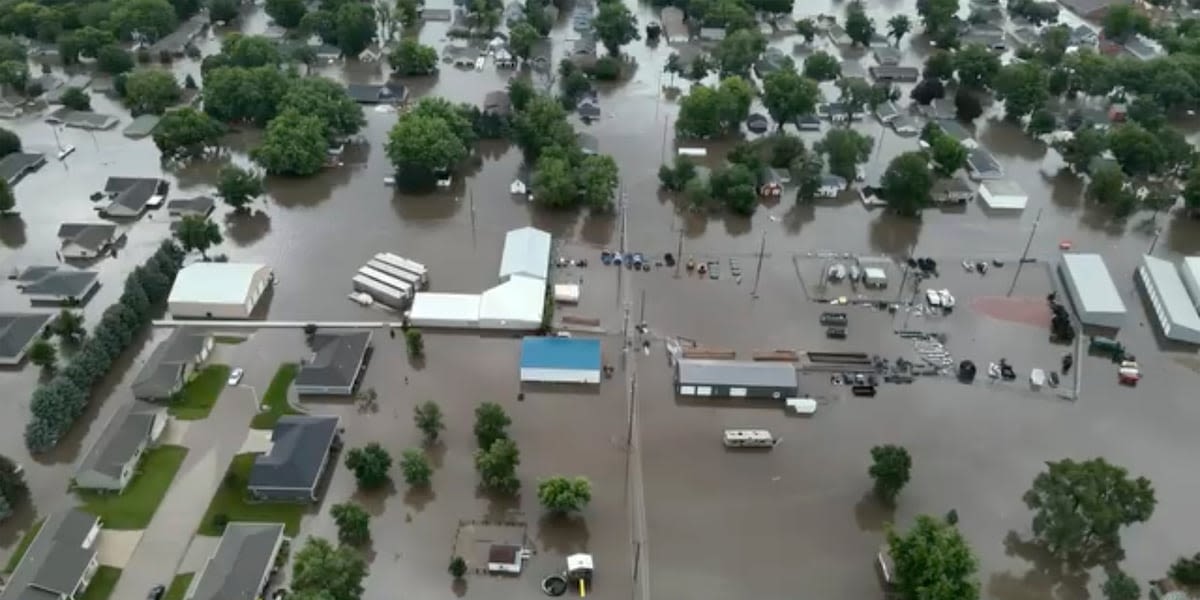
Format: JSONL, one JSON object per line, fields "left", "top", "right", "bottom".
{"left": 820, "top": 312, "right": 848, "bottom": 326}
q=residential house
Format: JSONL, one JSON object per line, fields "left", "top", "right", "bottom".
{"left": 962, "top": 25, "right": 1007, "bottom": 50}
{"left": 149, "top": 14, "right": 207, "bottom": 56}
{"left": 816, "top": 174, "right": 847, "bottom": 198}
{"left": 99, "top": 176, "right": 169, "bottom": 219}
{"left": 358, "top": 44, "right": 385, "bottom": 62}
{"left": 44, "top": 74, "right": 92, "bottom": 104}
{"left": 867, "top": 32, "right": 891, "bottom": 48}
{"left": 661, "top": 6, "right": 689, "bottom": 43}
{"left": 757, "top": 167, "right": 783, "bottom": 198}
{"left": 873, "top": 46, "right": 902, "bottom": 66}
{"left": 189, "top": 523, "right": 286, "bottom": 600}
{"left": 420, "top": 7, "right": 453, "bottom": 21}
{"left": 0, "top": 509, "right": 102, "bottom": 600}
{"left": 1108, "top": 103, "right": 1128, "bottom": 123}
{"left": 935, "top": 118, "right": 977, "bottom": 148}
{"left": 841, "top": 59, "right": 868, "bottom": 82}
{"left": 921, "top": 98, "right": 957, "bottom": 120}
{"left": 794, "top": 114, "right": 821, "bottom": 131}
{"left": 931, "top": 176, "right": 975, "bottom": 204}
{"left": 1070, "top": 24, "right": 1099, "bottom": 46}
{"left": 345, "top": 82, "right": 408, "bottom": 105}
{"left": 45, "top": 107, "right": 119, "bottom": 130}
{"left": 1010, "top": 26, "right": 1041, "bottom": 48}
{"left": 827, "top": 23, "right": 852, "bottom": 46}
{"left": 699, "top": 27, "right": 726, "bottom": 42}
{"left": 774, "top": 16, "right": 797, "bottom": 33}
{"left": 247, "top": 415, "right": 342, "bottom": 501}
{"left": 0, "top": 312, "right": 55, "bottom": 366}
{"left": 14, "top": 266, "right": 100, "bottom": 305}
{"left": 578, "top": 96, "right": 601, "bottom": 120}
{"left": 967, "top": 147, "right": 1005, "bottom": 180}
{"left": 131, "top": 329, "right": 214, "bottom": 400}
{"left": 528, "top": 39, "right": 553, "bottom": 71}
{"left": 166, "top": 196, "right": 216, "bottom": 218}
{"left": 818, "top": 102, "right": 865, "bottom": 122}
{"left": 504, "top": 2, "right": 526, "bottom": 27}
{"left": 495, "top": 47, "right": 516, "bottom": 68}
{"left": 57, "top": 223, "right": 122, "bottom": 260}
{"left": 312, "top": 44, "right": 342, "bottom": 63}
{"left": 122, "top": 114, "right": 161, "bottom": 139}
{"left": 1058, "top": 0, "right": 1129, "bottom": 20}
{"left": 483, "top": 90, "right": 511, "bottom": 117}
{"left": 754, "top": 48, "right": 790, "bottom": 78}
{"left": 294, "top": 331, "right": 373, "bottom": 396}
{"left": 572, "top": 4, "right": 595, "bottom": 33}
{"left": 74, "top": 402, "right": 167, "bottom": 492}
{"left": 1124, "top": 34, "right": 1165, "bottom": 60}
{"left": 875, "top": 101, "right": 900, "bottom": 123}
{"left": 0, "top": 152, "right": 46, "bottom": 186}
{"left": 444, "top": 44, "right": 481, "bottom": 68}
{"left": 568, "top": 36, "right": 598, "bottom": 69}
{"left": 891, "top": 114, "right": 919, "bottom": 135}
{"left": 869, "top": 65, "right": 920, "bottom": 83}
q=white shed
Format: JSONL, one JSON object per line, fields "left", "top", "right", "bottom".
{"left": 499, "top": 227, "right": 552, "bottom": 282}
{"left": 1058, "top": 253, "right": 1126, "bottom": 328}
{"left": 978, "top": 180, "right": 1028, "bottom": 210}
{"left": 554, "top": 283, "right": 580, "bottom": 304}
{"left": 407, "top": 293, "right": 481, "bottom": 328}
{"left": 168, "top": 263, "right": 273, "bottom": 319}
{"left": 863, "top": 267, "right": 887, "bottom": 288}
{"left": 479, "top": 276, "right": 545, "bottom": 330}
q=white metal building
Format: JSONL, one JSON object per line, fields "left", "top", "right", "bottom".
{"left": 479, "top": 276, "right": 545, "bottom": 330}
{"left": 408, "top": 293, "right": 482, "bottom": 328}
{"left": 168, "top": 263, "right": 273, "bottom": 319}
{"left": 978, "top": 179, "right": 1028, "bottom": 210}
{"left": 1138, "top": 255, "right": 1200, "bottom": 344}
{"left": 499, "top": 227, "right": 552, "bottom": 282}
{"left": 1058, "top": 253, "right": 1126, "bottom": 328}
{"left": 519, "top": 337, "right": 602, "bottom": 383}
{"left": 1180, "top": 256, "right": 1200, "bottom": 311}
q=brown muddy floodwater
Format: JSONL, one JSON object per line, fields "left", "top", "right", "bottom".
{"left": 3, "top": 0, "right": 1200, "bottom": 598}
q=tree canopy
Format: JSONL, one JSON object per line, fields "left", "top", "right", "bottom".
{"left": 344, "top": 442, "right": 393, "bottom": 489}
{"left": 330, "top": 502, "right": 371, "bottom": 546}
{"left": 994, "top": 61, "right": 1049, "bottom": 120}
{"left": 122, "top": 69, "right": 180, "bottom": 115}
{"left": 762, "top": 69, "right": 820, "bottom": 129}
{"left": 216, "top": 165, "right": 264, "bottom": 211}
{"left": 385, "top": 107, "right": 470, "bottom": 186}
{"left": 954, "top": 44, "right": 1001, "bottom": 90}
{"left": 881, "top": 152, "right": 933, "bottom": 217}
{"left": 174, "top": 214, "right": 222, "bottom": 257}
{"left": 816, "top": 129, "right": 872, "bottom": 183}
{"left": 266, "top": 0, "right": 308, "bottom": 28}
{"left": 387, "top": 39, "right": 438, "bottom": 75}
{"left": 278, "top": 76, "right": 365, "bottom": 140}
{"left": 538, "top": 476, "right": 592, "bottom": 513}
{"left": 887, "top": 515, "right": 980, "bottom": 600}
{"left": 712, "top": 29, "right": 765, "bottom": 77}
{"left": 593, "top": 0, "right": 638, "bottom": 56}
{"left": 475, "top": 437, "right": 520, "bottom": 493}
{"left": 844, "top": 0, "right": 874, "bottom": 46}
{"left": 399, "top": 448, "right": 432, "bottom": 486}
{"left": 153, "top": 108, "right": 225, "bottom": 161}
{"left": 868, "top": 444, "right": 913, "bottom": 504}
{"left": 473, "top": 402, "right": 511, "bottom": 449}
{"left": 675, "top": 76, "right": 754, "bottom": 138}
{"left": 252, "top": 109, "right": 329, "bottom": 176}
{"left": 291, "top": 537, "right": 368, "bottom": 600}
{"left": 803, "top": 50, "right": 841, "bottom": 81}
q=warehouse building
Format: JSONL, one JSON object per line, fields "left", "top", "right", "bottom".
{"left": 1058, "top": 253, "right": 1126, "bottom": 329}
{"left": 519, "top": 337, "right": 602, "bottom": 384}
{"left": 1137, "top": 255, "right": 1200, "bottom": 345}
{"left": 1181, "top": 256, "right": 1200, "bottom": 311}
{"left": 408, "top": 293, "right": 482, "bottom": 328}
{"left": 499, "top": 226, "right": 551, "bottom": 282}
{"left": 675, "top": 359, "right": 799, "bottom": 398}
{"left": 168, "top": 263, "right": 274, "bottom": 319}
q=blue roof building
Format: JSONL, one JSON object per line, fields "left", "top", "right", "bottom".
{"left": 519, "top": 337, "right": 602, "bottom": 384}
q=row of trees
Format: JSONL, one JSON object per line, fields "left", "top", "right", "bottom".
{"left": 0, "top": 454, "right": 29, "bottom": 520}
{"left": 25, "top": 241, "right": 185, "bottom": 453}
{"left": 261, "top": 0, "right": 379, "bottom": 56}
{"left": 26, "top": 309, "right": 87, "bottom": 372}
{"left": 0, "top": 0, "right": 197, "bottom": 57}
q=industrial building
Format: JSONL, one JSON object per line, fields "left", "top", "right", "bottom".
{"left": 168, "top": 263, "right": 274, "bottom": 319}
{"left": 1181, "top": 256, "right": 1200, "bottom": 311}
{"left": 408, "top": 293, "right": 482, "bottom": 328}
{"left": 1058, "top": 253, "right": 1127, "bottom": 329}
{"left": 519, "top": 337, "right": 602, "bottom": 384}
{"left": 1137, "top": 255, "right": 1200, "bottom": 344}
{"left": 675, "top": 359, "right": 799, "bottom": 398}
{"left": 499, "top": 226, "right": 552, "bottom": 282}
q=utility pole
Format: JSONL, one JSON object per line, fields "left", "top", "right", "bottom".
{"left": 469, "top": 188, "right": 477, "bottom": 248}
{"left": 1007, "top": 208, "right": 1043, "bottom": 297}
{"left": 751, "top": 230, "right": 767, "bottom": 298}
{"left": 674, "top": 228, "right": 683, "bottom": 278}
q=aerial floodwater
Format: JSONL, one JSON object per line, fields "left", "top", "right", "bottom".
{"left": 2, "top": 0, "right": 1200, "bottom": 599}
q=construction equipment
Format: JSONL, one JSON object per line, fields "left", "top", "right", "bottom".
{"left": 1089, "top": 336, "right": 1126, "bottom": 362}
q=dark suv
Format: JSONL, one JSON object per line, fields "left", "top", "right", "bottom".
{"left": 147, "top": 585, "right": 166, "bottom": 600}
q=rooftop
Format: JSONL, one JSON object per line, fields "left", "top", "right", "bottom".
{"left": 520, "top": 337, "right": 602, "bottom": 371}
{"left": 57, "top": 223, "right": 119, "bottom": 252}
{"left": 131, "top": 329, "right": 211, "bottom": 399}
{"left": 479, "top": 276, "right": 545, "bottom": 327}
{"left": 190, "top": 523, "right": 285, "bottom": 600}
{"left": 165, "top": 196, "right": 215, "bottom": 216}
{"left": 499, "top": 227, "right": 552, "bottom": 282}
{"left": 295, "top": 330, "right": 373, "bottom": 389}
{"left": 122, "top": 114, "right": 161, "bottom": 138}
{"left": 0, "top": 152, "right": 46, "bottom": 185}
{"left": 249, "top": 415, "right": 340, "bottom": 491}
{"left": 168, "top": 263, "right": 272, "bottom": 306}
{"left": 1057, "top": 0, "right": 1129, "bottom": 17}
{"left": 1141, "top": 255, "right": 1200, "bottom": 335}
{"left": 677, "top": 359, "right": 799, "bottom": 388}
{"left": 1061, "top": 253, "right": 1126, "bottom": 316}
{"left": 0, "top": 509, "right": 99, "bottom": 600}
{"left": 102, "top": 177, "right": 166, "bottom": 217}
{"left": 0, "top": 312, "right": 54, "bottom": 364}
{"left": 16, "top": 267, "right": 99, "bottom": 300}
{"left": 76, "top": 401, "right": 164, "bottom": 480}
{"left": 45, "top": 107, "right": 119, "bottom": 130}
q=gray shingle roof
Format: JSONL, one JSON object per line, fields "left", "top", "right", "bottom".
{"left": 57, "top": 223, "right": 118, "bottom": 251}
{"left": 676, "top": 359, "right": 799, "bottom": 388}
{"left": 17, "top": 268, "right": 99, "bottom": 300}
{"left": 102, "top": 178, "right": 165, "bottom": 217}
{"left": 190, "top": 523, "right": 284, "bottom": 600}
{"left": 0, "top": 509, "right": 99, "bottom": 600}
{"left": 0, "top": 312, "right": 53, "bottom": 363}
{"left": 0, "top": 152, "right": 46, "bottom": 185}
{"left": 165, "top": 196, "right": 215, "bottom": 216}
{"left": 249, "top": 415, "right": 340, "bottom": 491}
{"left": 131, "top": 329, "right": 211, "bottom": 399}
{"left": 295, "top": 331, "right": 372, "bottom": 390}
{"left": 76, "top": 401, "right": 163, "bottom": 480}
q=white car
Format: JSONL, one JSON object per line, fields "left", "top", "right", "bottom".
{"left": 227, "top": 368, "right": 244, "bottom": 386}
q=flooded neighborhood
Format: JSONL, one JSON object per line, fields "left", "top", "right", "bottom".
{"left": 2, "top": 0, "right": 1200, "bottom": 597}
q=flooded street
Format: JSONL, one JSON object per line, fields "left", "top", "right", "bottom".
{"left": 3, "top": 0, "right": 1200, "bottom": 597}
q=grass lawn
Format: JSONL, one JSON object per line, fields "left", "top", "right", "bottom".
{"left": 169, "top": 364, "right": 230, "bottom": 420}
{"left": 197, "top": 453, "right": 303, "bottom": 536}
{"left": 77, "top": 445, "right": 189, "bottom": 529}
{"left": 3, "top": 518, "right": 44, "bottom": 573}
{"left": 163, "top": 572, "right": 194, "bottom": 600}
{"left": 250, "top": 363, "right": 300, "bottom": 430}
{"left": 79, "top": 566, "right": 121, "bottom": 600}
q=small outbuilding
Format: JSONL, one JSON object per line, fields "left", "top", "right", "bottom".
{"left": 554, "top": 283, "right": 580, "bottom": 304}
{"left": 675, "top": 359, "right": 799, "bottom": 398}
{"left": 1059, "top": 253, "right": 1127, "bottom": 329}
{"left": 978, "top": 179, "right": 1027, "bottom": 210}
{"left": 168, "top": 263, "right": 274, "bottom": 319}
{"left": 1138, "top": 255, "right": 1200, "bottom": 344}
{"left": 520, "top": 337, "right": 602, "bottom": 384}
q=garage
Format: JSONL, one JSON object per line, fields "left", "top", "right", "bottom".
{"left": 168, "top": 263, "right": 274, "bottom": 319}
{"left": 674, "top": 359, "right": 798, "bottom": 398}
{"left": 1058, "top": 253, "right": 1126, "bottom": 329}
{"left": 519, "top": 337, "right": 602, "bottom": 384}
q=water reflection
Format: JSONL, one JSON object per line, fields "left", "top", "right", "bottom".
{"left": 224, "top": 209, "right": 272, "bottom": 246}
{"left": 0, "top": 217, "right": 27, "bottom": 248}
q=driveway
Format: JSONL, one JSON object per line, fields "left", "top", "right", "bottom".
{"left": 95, "top": 530, "right": 142, "bottom": 567}
{"left": 108, "top": 383, "right": 255, "bottom": 598}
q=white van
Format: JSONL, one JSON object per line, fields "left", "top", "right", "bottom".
{"left": 723, "top": 429, "right": 777, "bottom": 448}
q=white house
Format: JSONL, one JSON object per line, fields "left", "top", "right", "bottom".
{"left": 168, "top": 263, "right": 274, "bottom": 319}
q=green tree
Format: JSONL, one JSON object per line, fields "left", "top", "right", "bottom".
{"left": 1102, "top": 570, "right": 1140, "bottom": 600}
{"left": 1184, "top": 164, "right": 1200, "bottom": 214}
{"left": 330, "top": 502, "right": 371, "bottom": 546}
{"left": 659, "top": 157, "right": 698, "bottom": 191}
{"left": 474, "top": 402, "right": 511, "bottom": 449}
{"left": 279, "top": 77, "right": 365, "bottom": 140}
{"left": 335, "top": 2, "right": 376, "bottom": 56}
{"left": 1053, "top": 126, "right": 1107, "bottom": 174}
{"left": 676, "top": 85, "right": 723, "bottom": 138}
{"left": 816, "top": 129, "right": 872, "bottom": 183}
{"left": 405, "top": 328, "right": 424, "bottom": 358}
{"left": 386, "top": 110, "right": 469, "bottom": 186}
{"left": 173, "top": 214, "right": 222, "bottom": 257}
{"left": 413, "top": 401, "right": 445, "bottom": 443}
{"left": 578, "top": 153, "right": 619, "bottom": 211}
{"left": 532, "top": 152, "right": 578, "bottom": 207}
{"left": 266, "top": 0, "right": 307, "bottom": 27}
{"left": 537, "top": 476, "right": 592, "bottom": 513}
{"left": 0, "top": 178, "right": 14, "bottom": 215}
{"left": 1028, "top": 108, "right": 1056, "bottom": 135}
{"left": 795, "top": 17, "right": 816, "bottom": 44}
{"left": 523, "top": 0, "right": 551, "bottom": 33}
{"left": 51, "top": 310, "right": 85, "bottom": 343}
{"left": 509, "top": 21, "right": 539, "bottom": 62}
{"left": 792, "top": 150, "right": 824, "bottom": 202}
{"left": 881, "top": 152, "right": 933, "bottom": 216}
{"left": 219, "top": 34, "right": 282, "bottom": 68}
{"left": 399, "top": 448, "right": 432, "bottom": 486}
{"left": 868, "top": 444, "right": 913, "bottom": 504}
{"left": 449, "top": 556, "right": 468, "bottom": 579}
{"left": 111, "top": 0, "right": 178, "bottom": 41}
{"left": 1170, "top": 553, "right": 1200, "bottom": 586}
{"left": 712, "top": 29, "right": 765, "bottom": 77}
{"left": 1023, "top": 458, "right": 1156, "bottom": 560}
{"left": 291, "top": 537, "right": 368, "bottom": 600}
{"left": 512, "top": 95, "right": 576, "bottom": 159}
{"left": 387, "top": 39, "right": 438, "bottom": 75}
{"left": 709, "top": 163, "right": 757, "bottom": 215}
{"left": 1108, "top": 123, "right": 1166, "bottom": 177}
{"left": 28, "top": 339, "right": 57, "bottom": 370}
{"left": 59, "top": 87, "right": 91, "bottom": 111}
{"left": 917, "top": 0, "right": 959, "bottom": 39}
{"left": 216, "top": 166, "right": 264, "bottom": 211}
{"left": 153, "top": 108, "right": 225, "bottom": 161}
{"left": 122, "top": 69, "right": 180, "bottom": 115}
{"left": 344, "top": 442, "right": 393, "bottom": 489}
{"left": 887, "top": 515, "right": 979, "bottom": 600}
{"left": 508, "top": 78, "right": 535, "bottom": 112}
{"left": 396, "top": 0, "right": 419, "bottom": 28}
{"left": 954, "top": 44, "right": 1001, "bottom": 90}
{"left": 844, "top": 0, "right": 874, "bottom": 46}
{"left": 923, "top": 50, "right": 954, "bottom": 81}
{"left": 593, "top": 0, "right": 638, "bottom": 56}
{"left": 0, "top": 127, "right": 20, "bottom": 157}
{"left": 475, "top": 437, "right": 520, "bottom": 493}
{"left": 994, "top": 61, "right": 1049, "bottom": 120}
{"left": 761, "top": 70, "right": 818, "bottom": 129}
{"left": 887, "top": 14, "right": 911, "bottom": 44}
{"left": 202, "top": 66, "right": 287, "bottom": 125}
{"left": 1102, "top": 4, "right": 1149, "bottom": 42}
{"left": 1086, "top": 164, "right": 1127, "bottom": 206}
{"left": 252, "top": 110, "right": 328, "bottom": 176}
{"left": 209, "top": 0, "right": 240, "bottom": 23}
{"left": 0, "top": 454, "right": 28, "bottom": 511}
{"left": 930, "top": 133, "right": 967, "bottom": 177}
{"left": 799, "top": 51, "right": 838, "bottom": 82}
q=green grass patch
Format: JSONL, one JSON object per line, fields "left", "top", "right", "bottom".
{"left": 250, "top": 363, "right": 300, "bottom": 430}
{"left": 79, "top": 566, "right": 121, "bottom": 600}
{"left": 4, "top": 518, "right": 44, "bottom": 573}
{"left": 197, "top": 453, "right": 303, "bottom": 536}
{"left": 77, "top": 445, "right": 188, "bottom": 529}
{"left": 169, "top": 364, "right": 230, "bottom": 420}
{"left": 213, "top": 335, "right": 247, "bottom": 344}
{"left": 163, "top": 572, "right": 194, "bottom": 600}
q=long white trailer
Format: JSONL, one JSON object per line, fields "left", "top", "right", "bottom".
{"left": 367, "top": 259, "right": 422, "bottom": 289}
{"left": 358, "top": 266, "right": 414, "bottom": 298}
{"left": 375, "top": 253, "right": 428, "bottom": 285}
{"left": 352, "top": 275, "right": 407, "bottom": 307}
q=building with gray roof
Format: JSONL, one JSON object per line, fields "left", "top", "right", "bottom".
{"left": 660, "top": 6, "right": 688, "bottom": 43}
{"left": 149, "top": 13, "right": 207, "bottom": 55}
{"left": 1138, "top": 255, "right": 1200, "bottom": 344}
{"left": 293, "top": 331, "right": 372, "bottom": 396}
{"left": 74, "top": 401, "right": 167, "bottom": 492}
{"left": 0, "top": 509, "right": 102, "bottom": 600}
{"left": 675, "top": 359, "right": 799, "bottom": 398}
{"left": 1058, "top": 0, "right": 1129, "bottom": 19}
{"left": 166, "top": 196, "right": 215, "bottom": 219}
{"left": 45, "top": 107, "right": 119, "bottom": 130}
{"left": 0, "top": 152, "right": 46, "bottom": 186}
{"left": 189, "top": 523, "right": 285, "bottom": 600}
{"left": 869, "top": 65, "right": 920, "bottom": 82}
{"left": 15, "top": 267, "right": 99, "bottom": 305}
{"left": 131, "top": 329, "right": 214, "bottom": 400}
{"left": 57, "top": 223, "right": 122, "bottom": 260}
{"left": 122, "top": 114, "right": 161, "bottom": 139}
{"left": 99, "top": 177, "right": 169, "bottom": 218}
{"left": 0, "top": 312, "right": 54, "bottom": 366}
{"left": 1059, "top": 253, "right": 1127, "bottom": 329}
{"left": 967, "top": 148, "right": 1004, "bottom": 180}
{"left": 248, "top": 415, "right": 341, "bottom": 502}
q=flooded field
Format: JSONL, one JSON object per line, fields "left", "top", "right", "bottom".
{"left": 3, "top": 0, "right": 1200, "bottom": 597}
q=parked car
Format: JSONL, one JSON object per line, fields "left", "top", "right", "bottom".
{"left": 819, "top": 312, "right": 848, "bottom": 326}
{"left": 227, "top": 368, "right": 244, "bottom": 386}
{"left": 147, "top": 585, "right": 165, "bottom": 600}
{"left": 826, "top": 327, "right": 847, "bottom": 339}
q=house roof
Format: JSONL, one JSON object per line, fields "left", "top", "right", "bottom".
{"left": 577, "top": 98, "right": 601, "bottom": 119}
{"left": 165, "top": 196, "right": 215, "bottom": 216}
{"left": 76, "top": 401, "right": 164, "bottom": 481}
{"left": 345, "top": 83, "right": 406, "bottom": 103}
{"left": 676, "top": 359, "right": 799, "bottom": 389}
{"left": 873, "top": 46, "right": 901, "bottom": 64}
{"left": 869, "top": 65, "right": 920, "bottom": 80}
{"left": 18, "top": 268, "right": 99, "bottom": 300}
{"left": 45, "top": 107, "right": 119, "bottom": 130}
{"left": 102, "top": 177, "right": 165, "bottom": 216}
{"left": 0, "top": 152, "right": 46, "bottom": 185}
{"left": 520, "top": 337, "right": 602, "bottom": 371}
{"left": 57, "top": 223, "right": 118, "bottom": 252}
{"left": 936, "top": 118, "right": 974, "bottom": 143}
{"left": 967, "top": 148, "right": 1003, "bottom": 174}
{"left": 169, "top": 263, "right": 272, "bottom": 307}
{"left": 0, "top": 509, "right": 99, "bottom": 600}
{"left": 190, "top": 523, "right": 285, "bottom": 600}
{"left": 932, "top": 176, "right": 973, "bottom": 195}
{"left": 0, "top": 312, "right": 54, "bottom": 363}
{"left": 1059, "top": 0, "right": 1128, "bottom": 17}
{"left": 149, "top": 14, "right": 206, "bottom": 52}
{"left": 1061, "top": 253, "right": 1126, "bottom": 316}
{"left": 295, "top": 331, "right": 372, "bottom": 390}
{"left": 131, "top": 329, "right": 211, "bottom": 399}
{"left": 499, "top": 226, "right": 552, "bottom": 281}
{"left": 249, "top": 415, "right": 340, "bottom": 491}
{"left": 660, "top": 6, "right": 688, "bottom": 39}
{"left": 483, "top": 90, "right": 511, "bottom": 115}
